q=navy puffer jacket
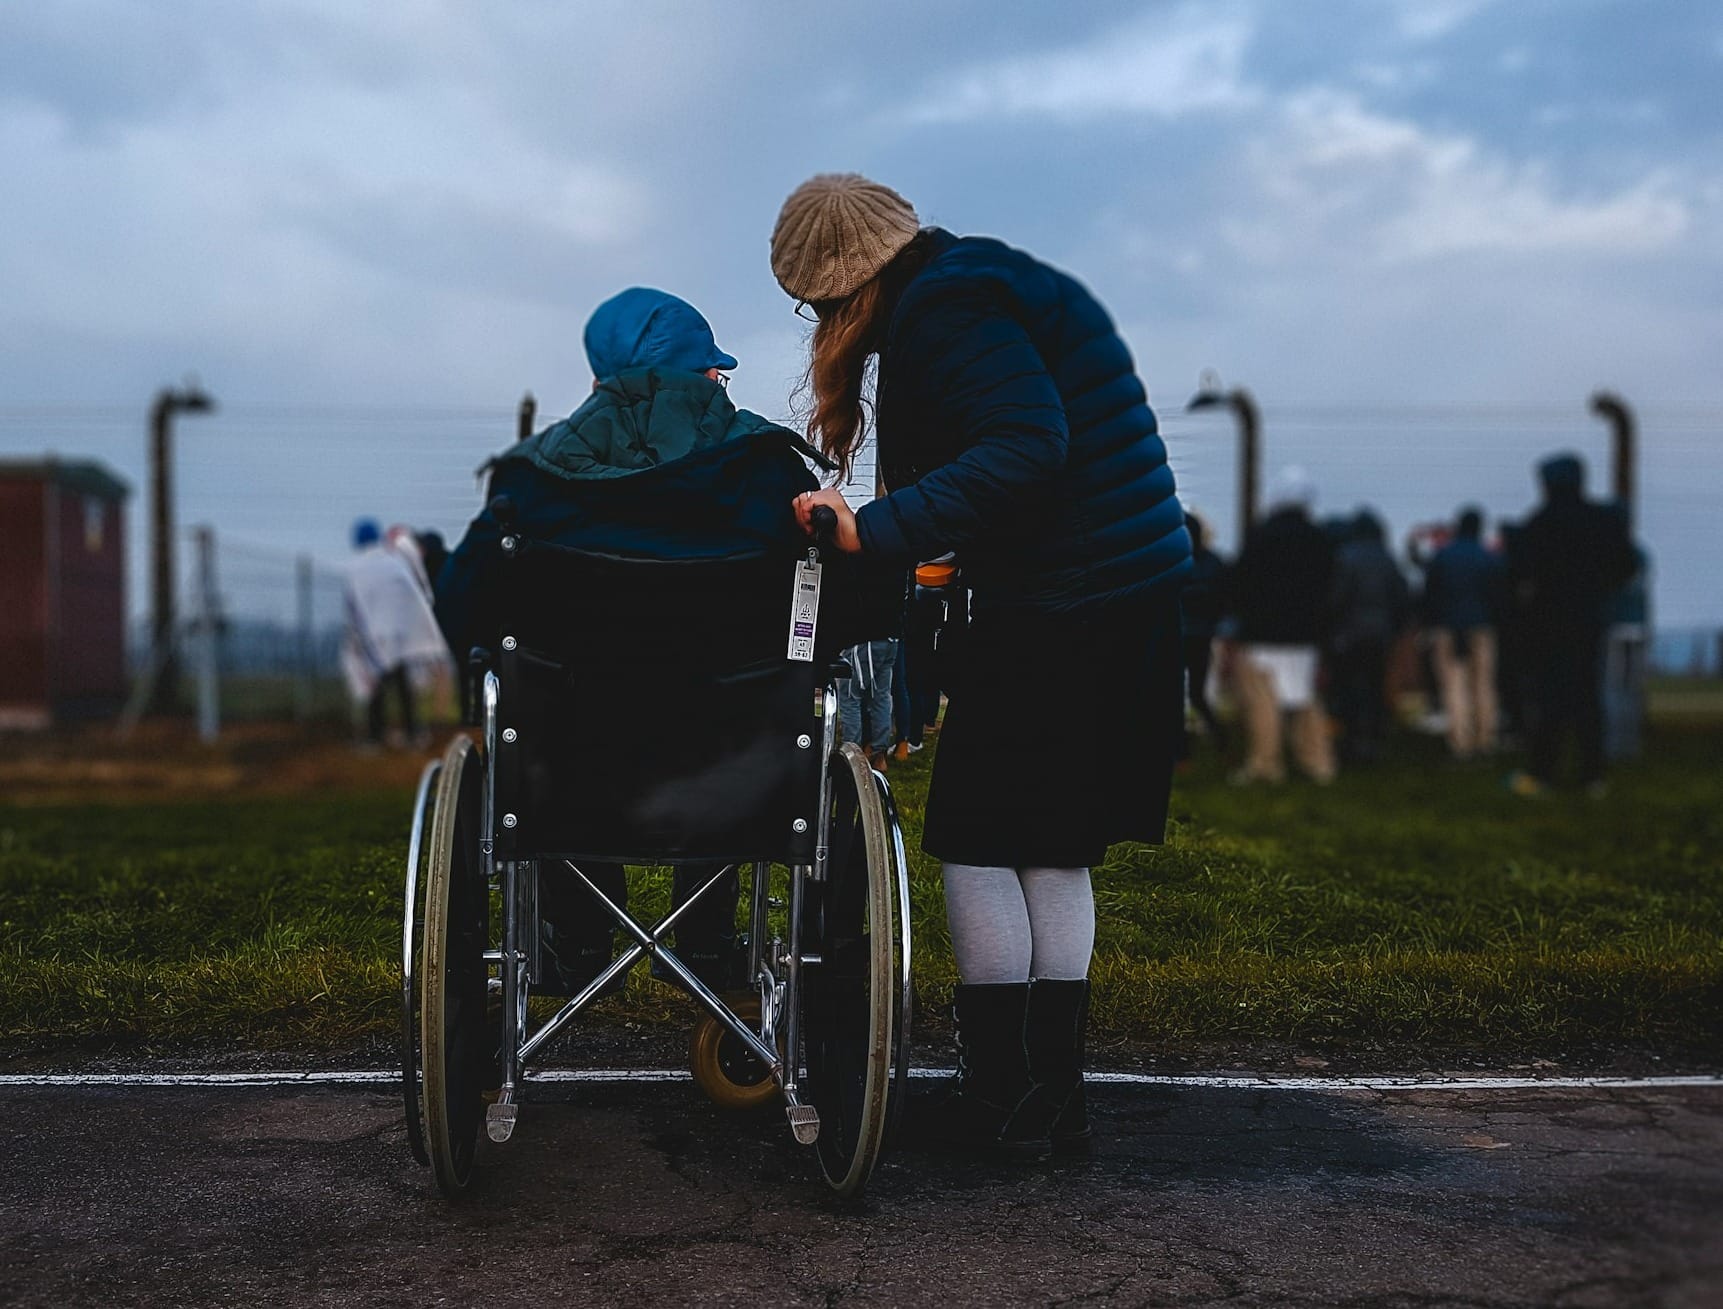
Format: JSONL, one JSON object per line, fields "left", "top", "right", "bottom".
{"left": 856, "top": 230, "right": 1191, "bottom": 612}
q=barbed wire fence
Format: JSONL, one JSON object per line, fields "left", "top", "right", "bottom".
{"left": 195, "top": 533, "right": 349, "bottom": 723}
{"left": 119, "top": 531, "right": 352, "bottom": 734}
{"left": 6, "top": 396, "right": 1720, "bottom": 741}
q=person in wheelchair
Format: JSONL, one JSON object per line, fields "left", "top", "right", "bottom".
{"left": 435, "top": 287, "right": 858, "bottom": 996}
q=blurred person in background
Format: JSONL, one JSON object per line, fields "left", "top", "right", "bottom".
{"left": 1327, "top": 509, "right": 1411, "bottom": 764}
{"left": 1226, "top": 467, "right": 1337, "bottom": 784}
{"left": 1179, "top": 511, "right": 1228, "bottom": 757}
{"left": 387, "top": 524, "right": 458, "bottom": 727}
{"left": 774, "top": 173, "right": 1191, "bottom": 1159}
{"left": 840, "top": 635, "right": 898, "bottom": 769}
{"left": 890, "top": 625, "right": 918, "bottom": 762}
{"left": 415, "top": 529, "right": 448, "bottom": 588}
{"left": 1493, "top": 518, "right": 1530, "bottom": 744}
{"left": 342, "top": 517, "right": 445, "bottom": 750}
{"left": 1506, "top": 454, "right": 1638, "bottom": 796}
{"left": 1406, "top": 520, "right": 1455, "bottom": 733}
{"left": 1421, "top": 506, "right": 1505, "bottom": 759}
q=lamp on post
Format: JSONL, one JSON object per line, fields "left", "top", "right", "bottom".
{"left": 147, "top": 381, "right": 216, "bottom": 715}
{"left": 1186, "top": 370, "right": 1261, "bottom": 552}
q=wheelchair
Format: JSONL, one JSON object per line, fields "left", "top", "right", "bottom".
{"left": 400, "top": 508, "right": 913, "bottom": 1198}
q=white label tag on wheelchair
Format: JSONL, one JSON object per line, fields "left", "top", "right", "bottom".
{"left": 787, "top": 558, "right": 822, "bottom": 662}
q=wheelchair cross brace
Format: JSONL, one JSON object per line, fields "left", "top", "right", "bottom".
{"left": 515, "top": 861, "right": 777, "bottom": 1074}
{"left": 490, "top": 852, "right": 821, "bottom": 1147}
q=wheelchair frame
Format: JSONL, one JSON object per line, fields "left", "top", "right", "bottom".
{"left": 402, "top": 560, "right": 913, "bottom": 1199}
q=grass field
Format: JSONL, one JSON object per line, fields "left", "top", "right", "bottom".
{"left": 2, "top": 725, "right": 1720, "bottom": 1064}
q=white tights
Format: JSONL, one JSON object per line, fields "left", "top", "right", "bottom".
{"left": 941, "top": 863, "right": 1095, "bottom": 983}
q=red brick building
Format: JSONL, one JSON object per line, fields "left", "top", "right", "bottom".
{"left": 0, "top": 459, "right": 131, "bottom": 729}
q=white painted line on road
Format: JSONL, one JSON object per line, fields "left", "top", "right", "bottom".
{"left": 0, "top": 1071, "right": 405, "bottom": 1087}
{"left": 1077, "top": 1072, "right": 1723, "bottom": 1092}
{"left": 0, "top": 1069, "right": 1718, "bottom": 1092}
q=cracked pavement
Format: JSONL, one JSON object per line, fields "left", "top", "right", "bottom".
{"left": 1, "top": 1079, "right": 1719, "bottom": 1306}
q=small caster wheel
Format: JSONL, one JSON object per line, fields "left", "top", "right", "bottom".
{"left": 689, "top": 996, "right": 779, "bottom": 1111}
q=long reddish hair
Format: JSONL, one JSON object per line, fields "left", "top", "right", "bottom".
{"left": 796, "top": 231, "right": 938, "bottom": 484}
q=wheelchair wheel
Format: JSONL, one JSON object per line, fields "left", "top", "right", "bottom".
{"left": 801, "top": 743, "right": 911, "bottom": 1197}
{"left": 689, "top": 996, "right": 779, "bottom": 1112}
{"left": 401, "top": 758, "right": 442, "bottom": 1169}
{"left": 420, "top": 735, "right": 495, "bottom": 1196}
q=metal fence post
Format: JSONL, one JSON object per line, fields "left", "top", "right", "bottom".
{"left": 1592, "top": 391, "right": 1646, "bottom": 759}
{"left": 1592, "top": 391, "right": 1636, "bottom": 528}
{"left": 193, "top": 525, "right": 221, "bottom": 743}
{"left": 295, "top": 554, "right": 314, "bottom": 721}
{"left": 1186, "top": 374, "right": 1261, "bottom": 551}
{"left": 146, "top": 384, "right": 215, "bottom": 714}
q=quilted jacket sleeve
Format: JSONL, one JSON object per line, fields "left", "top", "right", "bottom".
{"left": 855, "top": 283, "right": 1068, "bottom": 561}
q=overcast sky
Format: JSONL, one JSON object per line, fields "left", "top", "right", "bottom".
{"left": 1, "top": 0, "right": 1719, "bottom": 626}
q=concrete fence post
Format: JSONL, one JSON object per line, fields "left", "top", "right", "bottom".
{"left": 295, "top": 554, "right": 314, "bottom": 722}
{"left": 193, "top": 525, "right": 221, "bottom": 743}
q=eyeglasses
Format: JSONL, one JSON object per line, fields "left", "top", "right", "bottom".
{"left": 717, "top": 372, "right": 730, "bottom": 388}
{"left": 796, "top": 298, "right": 847, "bottom": 323}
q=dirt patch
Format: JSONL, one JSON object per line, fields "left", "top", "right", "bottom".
{"left": 0, "top": 721, "right": 437, "bottom": 803}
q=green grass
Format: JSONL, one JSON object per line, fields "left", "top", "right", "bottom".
{"left": 2, "top": 728, "right": 1720, "bottom": 1061}
{"left": 1648, "top": 676, "right": 1723, "bottom": 723}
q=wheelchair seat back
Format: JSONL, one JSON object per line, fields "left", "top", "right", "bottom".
{"left": 491, "top": 539, "right": 821, "bottom": 865}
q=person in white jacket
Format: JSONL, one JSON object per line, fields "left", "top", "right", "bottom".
{"left": 342, "top": 518, "right": 447, "bottom": 747}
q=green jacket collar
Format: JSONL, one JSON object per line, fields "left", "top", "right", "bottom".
{"left": 511, "top": 368, "right": 789, "bottom": 481}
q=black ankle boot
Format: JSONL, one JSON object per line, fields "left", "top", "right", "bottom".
{"left": 921, "top": 983, "right": 1052, "bottom": 1160}
{"left": 1026, "top": 978, "right": 1091, "bottom": 1150}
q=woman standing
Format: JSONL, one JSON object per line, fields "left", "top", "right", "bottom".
{"left": 775, "top": 174, "right": 1192, "bottom": 1157}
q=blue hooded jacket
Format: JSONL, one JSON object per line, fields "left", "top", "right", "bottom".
{"left": 435, "top": 370, "right": 900, "bottom": 661}
{"left": 857, "top": 230, "right": 1191, "bottom": 612}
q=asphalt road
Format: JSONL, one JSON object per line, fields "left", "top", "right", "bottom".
{"left": 2, "top": 1079, "right": 1719, "bottom": 1307}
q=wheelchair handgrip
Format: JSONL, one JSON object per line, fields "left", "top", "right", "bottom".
{"left": 810, "top": 505, "right": 839, "bottom": 550}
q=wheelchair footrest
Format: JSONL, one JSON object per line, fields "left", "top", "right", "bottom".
{"left": 786, "top": 1104, "right": 820, "bottom": 1146}
{"left": 486, "top": 1100, "right": 519, "bottom": 1144}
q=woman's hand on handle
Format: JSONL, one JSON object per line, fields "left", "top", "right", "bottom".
{"left": 793, "top": 488, "right": 862, "bottom": 553}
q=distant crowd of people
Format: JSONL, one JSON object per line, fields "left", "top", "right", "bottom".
{"left": 1183, "top": 452, "right": 1642, "bottom": 795}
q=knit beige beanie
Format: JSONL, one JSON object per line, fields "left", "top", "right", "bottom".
{"left": 770, "top": 173, "right": 920, "bottom": 304}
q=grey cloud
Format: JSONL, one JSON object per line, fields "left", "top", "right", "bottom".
{"left": 285, "top": 169, "right": 649, "bottom": 308}
{"left": 1, "top": 0, "right": 1721, "bottom": 626}
{"left": 0, "top": 4, "right": 221, "bottom": 131}
{"left": 894, "top": 3, "right": 1258, "bottom": 124}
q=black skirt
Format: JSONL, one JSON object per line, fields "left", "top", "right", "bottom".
{"left": 921, "top": 586, "right": 1183, "bottom": 869}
